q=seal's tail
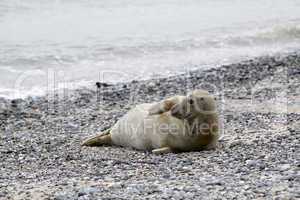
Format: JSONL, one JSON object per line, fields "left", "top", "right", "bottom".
{"left": 81, "top": 129, "right": 112, "bottom": 146}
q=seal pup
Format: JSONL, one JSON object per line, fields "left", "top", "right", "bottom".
{"left": 82, "top": 90, "right": 219, "bottom": 154}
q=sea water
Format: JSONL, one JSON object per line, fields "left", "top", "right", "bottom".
{"left": 0, "top": 0, "right": 300, "bottom": 98}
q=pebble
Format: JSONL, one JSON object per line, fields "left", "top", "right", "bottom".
{"left": 278, "top": 164, "right": 291, "bottom": 171}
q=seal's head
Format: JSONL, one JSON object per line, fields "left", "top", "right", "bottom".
{"left": 171, "top": 90, "right": 217, "bottom": 120}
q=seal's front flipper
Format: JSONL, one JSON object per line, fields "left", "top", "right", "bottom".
{"left": 148, "top": 102, "right": 165, "bottom": 115}
{"left": 152, "top": 147, "right": 173, "bottom": 154}
{"left": 81, "top": 130, "right": 112, "bottom": 147}
{"left": 148, "top": 99, "right": 177, "bottom": 115}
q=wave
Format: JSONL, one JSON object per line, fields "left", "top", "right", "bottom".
{"left": 1, "top": 24, "right": 300, "bottom": 68}
{"left": 225, "top": 24, "right": 300, "bottom": 47}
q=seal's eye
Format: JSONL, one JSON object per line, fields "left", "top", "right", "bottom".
{"left": 200, "top": 97, "right": 204, "bottom": 101}
{"left": 188, "top": 99, "right": 194, "bottom": 105}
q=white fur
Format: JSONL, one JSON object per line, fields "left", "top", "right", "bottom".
{"left": 110, "top": 103, "right": 187, "bottom": 150}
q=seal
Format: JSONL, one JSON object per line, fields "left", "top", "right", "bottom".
{"left": 82, "top": 90, "right": 219, "bottom": 154}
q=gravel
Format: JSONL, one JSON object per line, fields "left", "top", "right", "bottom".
{"left": 0, "top": 52, "right": 299, "bottom": 199}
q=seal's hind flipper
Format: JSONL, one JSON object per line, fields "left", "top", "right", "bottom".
{"left": 81, "top": 129, "right": 112, "bottom": 147}
{"left": 152, "top": 147, "right": 173, "bottom": 154}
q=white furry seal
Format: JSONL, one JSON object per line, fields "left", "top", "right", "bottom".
{"left": 82, "top": 90, "right": 219, "bottom": 154}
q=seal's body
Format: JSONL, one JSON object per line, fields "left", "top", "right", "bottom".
{"left": 110, "top": 103, "right": 185, "bottom": 151}
{"left": 82, "top": 90, "right": 219, "bottom": 154}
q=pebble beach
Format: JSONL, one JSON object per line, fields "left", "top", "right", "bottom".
{"left": 0, "top": 52, "right": 299, "bottom": 199}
